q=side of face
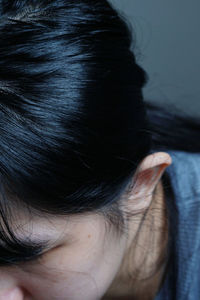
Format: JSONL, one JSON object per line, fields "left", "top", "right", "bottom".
{"left": 0, "top": 212, "right": 127, "bottom": 300}
{"left": 0, "top": 151, "right": 172, "bottom": 300}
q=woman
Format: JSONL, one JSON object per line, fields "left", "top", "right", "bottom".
{"left": 0, "top": 1, "right": 199, "bottom": 299}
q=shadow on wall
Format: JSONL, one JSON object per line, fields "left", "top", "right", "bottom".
{"left": 109, "top": 0, "right": 200, "bottom": 118}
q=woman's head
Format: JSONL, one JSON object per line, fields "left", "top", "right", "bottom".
{"left": 0, "top": 0, "right": 172, "bottom": 299}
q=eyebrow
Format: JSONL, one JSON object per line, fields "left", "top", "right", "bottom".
{"left": 0, "top": 233, "right": 74, "bottom": 267}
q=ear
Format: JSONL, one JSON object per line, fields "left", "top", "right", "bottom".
{"left": 125, "top": 152, "right": 172, "bottom": 212}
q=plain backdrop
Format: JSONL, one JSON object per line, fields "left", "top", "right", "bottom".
{"left": 109, "top": 0, "right": 200, "bottom": 117}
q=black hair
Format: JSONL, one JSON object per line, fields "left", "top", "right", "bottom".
{"left": 0, "top": 0, "right": 199, "bottom": 286}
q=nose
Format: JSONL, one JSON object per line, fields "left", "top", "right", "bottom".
{"left": 1, "top": 287, "right": 24, "bottom": 300}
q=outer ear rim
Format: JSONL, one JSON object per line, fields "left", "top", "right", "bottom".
{"left": 125, "top": 152, "right": 172, "bottom": 205}
{"left": 136, "top": 152, "right": 172, "bottom": 173}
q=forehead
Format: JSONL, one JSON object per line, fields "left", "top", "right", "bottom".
{"left": 0, "top": 192, "right": 107, "bottom": 240}
{"left": 9, "top": 209, "right": 105, "bottom": 241}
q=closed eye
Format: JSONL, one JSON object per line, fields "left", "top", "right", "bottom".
{"left": 0, "top": 236, "right": 72, "bottom": 267}
{"left": 22, "top": 243, "right": 64, "bottom": 266}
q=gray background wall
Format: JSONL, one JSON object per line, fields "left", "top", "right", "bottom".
{"left": 109, "top": 0, "right": 200, "bottom": 117}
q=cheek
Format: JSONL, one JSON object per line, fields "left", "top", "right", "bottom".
{"left": 19, "top": 238, "right": 119, "bottom": 300}
{"left": 22, "top": 268, "right": 102, "bottom": 300}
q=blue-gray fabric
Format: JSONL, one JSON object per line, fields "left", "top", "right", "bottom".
{"left": 154, "top": 150, "right": 200, "bottom": 300}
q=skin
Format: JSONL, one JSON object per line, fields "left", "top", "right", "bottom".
{"left": 0, "top": 151, "right": 172, "bottom": 300}
{"left": 103, "top": 177, "right": 169, "bottom": 300}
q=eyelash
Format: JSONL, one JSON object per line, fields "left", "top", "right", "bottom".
{"left": 26, "top": 244, "right": 61, "bottom": 265}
